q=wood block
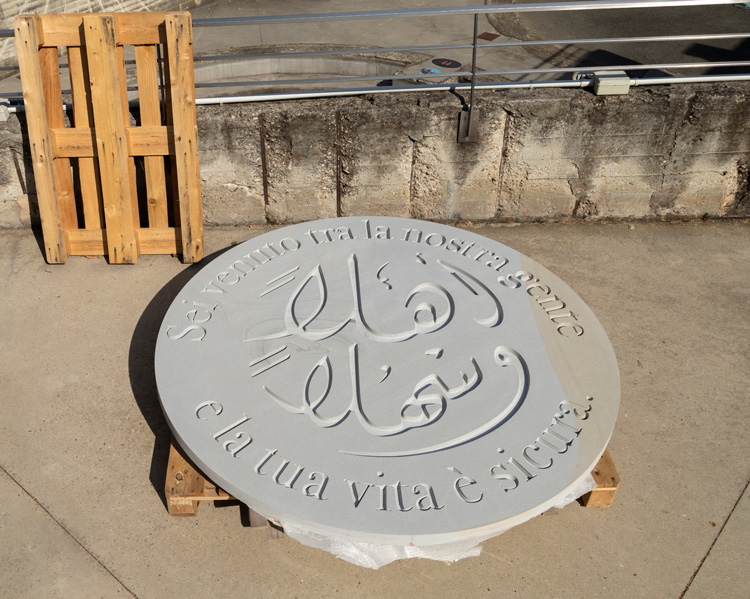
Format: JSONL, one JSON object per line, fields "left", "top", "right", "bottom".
{"left": 65, "top": 227, "right": 181, "bottom": 256}
{"left": 38, "top": 12, "right": 173, "bottom": 47}
{"left": 266, "top": 521, "right": 285, "bottom": 541}
{"left": 39, "top": 46, "right": 77, "bottom": 231}
{"left": 165, "top": 439, "right": 206, "bottom": 517}
{"left": 51, "top": 126, "right": 173, "bottom": 158}
{"left": 14, "top": 16, "right": 69, "bottom": 263}
{"left": 165, "top": 13, "right": 203, "bottom": 263}
{"left": 580, "top": 448, "right": 620, "bottom": 508}
{"left": 248, "top": 508, "right": 268, "bottom": 528}
{"left": 117, "top": 44, "right": 141, "bottom": 229}
{"left": 68, "top": 46, "right": 104, "bottom": 230}
{"left": 135, "top": 44, "right": 169, "bottom": 228}
{"left": 165, "top": 437, "right": 284, "bottom": 538}
{"left": 83, "top": 14, "right": 138, "bottom": 264}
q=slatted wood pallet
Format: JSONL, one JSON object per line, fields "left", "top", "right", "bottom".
{"left": 580, "top": 448, "right": 621, "bottom": 507}
{"left": 165, "top": 438, "right": 285, "bottom": 540}
{"left": 14, "top": 12, "right": 203, "bottom": 264}
{"left": 165, "top": 437, "right": 620, "bottom": 539}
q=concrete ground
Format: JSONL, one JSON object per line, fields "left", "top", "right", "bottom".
{"left": 1, "top": 220, "right": 749, "bottom": 598}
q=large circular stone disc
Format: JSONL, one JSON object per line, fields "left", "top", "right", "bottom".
{"left": 156, "top": 217, "right": 620, "bottom": 546}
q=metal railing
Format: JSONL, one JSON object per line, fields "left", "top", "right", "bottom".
{"left": 1, "top": 0, "right": 749, "bottom": 110}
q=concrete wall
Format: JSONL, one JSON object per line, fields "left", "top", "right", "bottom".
{"left": 2, "top": 82, "right": 749, "bottom": 229}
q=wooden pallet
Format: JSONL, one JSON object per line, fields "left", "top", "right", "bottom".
{"left": 580, "top": 448, "right": 621, "bottom": 507}
{"left": 14, "top": 12, "right": 203, "bottom": 264}
{"left": 165, "top": 438, "right": 284, "bottom": 540}
{"left": 165, "top": 438, "right": 620, "bottom": 538}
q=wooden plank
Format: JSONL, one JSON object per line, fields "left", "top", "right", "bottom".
{"left": 14, "top": 16, "right": 68, "bottom": 263}
{"left": 161, "top": 38, "right": 181, "bottom": 231}
{"left": 50, "top": 128, "right": 96, "bottom": 157}
{"left": 129, "top": 126, "right": 172, "bottom": 156}
{"left": 164, "top": 438, "right": 283, "bottom": 537}
{"left": 135, "top": 44, "right": 170, "bottom": 228}
{"left": 51, "top": 126, "right": 173, "bottom": 158}
{"left": 200, "top": 481, "right": 232, "bottom": 501}
{"left": 137, "top": 227, "right": 180, "bottom": 254}
{"left": 36, "top": 14, "right": 85, "bottom": 47}
{"left": 68, "top": 45, "right": 104, "bottom": 229}
{"left": 581, "top": 448, "right": 620, "bottom": 508}
{"left": 65, "top": 227, "right": 180, "bottom": 255}
{"left": 165, "top": 13, "right": 203, "bottom": 263}
{"left": 248, "top": 508, "right": 268, "bottom": 528}
{"left": 39, "top": 13, "right": 174, "bottom": 47}
{"left": 39, "top": 46, "right": 78, "bottom": 231}
{"left": 83, "top": 15, "right": 138, "bottom": 264}
{"left": 164, "top": 437, "right": 283, "bottom": 537}
{"left": 165, "top": 438, "right": 205, "bottom": 517}
{"left": 117, "top": 44, "right": 141, "bottom": 229}
{"left": 65, "top": 228, "right": 106, "bottom": 255}
{"left": 266, "top": 521, "right": 285, "bottom": 541}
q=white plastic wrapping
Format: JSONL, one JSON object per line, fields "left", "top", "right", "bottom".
{"left": 280, "top": 474, "right": 598, "bottom": 569}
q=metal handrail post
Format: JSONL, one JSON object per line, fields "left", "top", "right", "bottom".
{"left": 458, "top": 13, "right": 480, "bottom": 142}
{"left": 468, "top": 13, "right": 478, "bottom": 133}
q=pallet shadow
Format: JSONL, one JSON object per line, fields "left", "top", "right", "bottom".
{"left": 128, "top": 245, "right": 233, "bottom": 510}
{"left": 14, "top": 111, "right": 45, "bottom": 259}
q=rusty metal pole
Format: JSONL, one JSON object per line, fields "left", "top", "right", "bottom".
{"left": 458, "top": 12, "right": 480, "bottom": 142}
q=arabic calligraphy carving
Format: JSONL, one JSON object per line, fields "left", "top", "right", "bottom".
{"left": 247, "top": 254, "right": 455, "bottom": 344}
{"left": 264, "top": 343, "right": 482, "bottom": 438}
{"left": 344, "top": 347, "right": 528, "bottom": 457}
{"left": 247, "top": 251, "right": 528, "bottom": 456}
{"left": 376, "top": 263, "right": 392, "bottom": 290}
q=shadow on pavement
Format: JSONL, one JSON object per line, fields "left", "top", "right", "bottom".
{"left": 127, "top": 245, "right": 233, "bottom": 510}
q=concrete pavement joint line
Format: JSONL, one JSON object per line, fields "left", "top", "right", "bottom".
{"left": 678, "top": 476, "right": 750, "bottom": 599}
{"left": 0, "top": 463, "right": 140, "bottom": 599}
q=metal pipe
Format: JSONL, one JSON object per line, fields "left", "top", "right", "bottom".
{"left": 466, "top": 12, "right": 479, "bottom": 137}
{"left": 477, "top": 60, "right": 750, "bottom": 78}
{"left": 3, "top": 55, "right": 750, "bottom": 98}
{"left": 632, "top": 74, "right": 750, "bottom": 85}
{"left": 190, "top": 58, "right": 750, "bottom": 90}
{"left": 0, "top": 0, "right": 742, "bottom": 37}
{"left": 189, "top": 0, "right": 740, "bottom": 27}
{"left": 193, "top": 71, "right": 473, "bottom": 89}
{"left": 4, "top": 30, "right": 750, "bottom": 69}
{"left": 7, "top": 73, "right": 750, "bottom": 112}
{"left": 196, "top": 32, "right": 750, "bottom": 59}
{"left": 2, "top": 80, "right": 592, "bottom": 112}
{"left": 193, "top": 79, "right": 593, "bottom": 104}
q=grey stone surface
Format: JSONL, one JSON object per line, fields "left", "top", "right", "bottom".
{"left": 0, "top": 221, "right": 748, "bottom": 597}
{"left": 155, "top": 218, "right": 619, "bottom": 544}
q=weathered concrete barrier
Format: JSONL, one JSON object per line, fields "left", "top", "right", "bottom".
{"left": 1, "top": 82, "right": 749, "bottom": 229}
